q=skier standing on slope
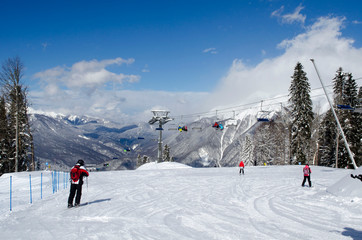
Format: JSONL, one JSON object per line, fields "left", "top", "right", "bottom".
{"left": 68, "top": 159, "right": 89, "bottom": 208}
{"left": 301, "top": 164, "right": 312, "bottom": 187}
{"left": 239, "top": 160, "right": 245, "bottom": 175}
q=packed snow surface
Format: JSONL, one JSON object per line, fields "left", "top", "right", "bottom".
{"left": 1, "top": 164, "right": 362, "bottom": 240}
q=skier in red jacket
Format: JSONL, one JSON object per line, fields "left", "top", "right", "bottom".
{"left": 302, "top": 164, "right": 312, "bottom": 187}
{"left": 68, "top": 159, "right": 89, "bottom": 208}
{"left": 239, "top": 160, "right": 245, "bottom": 175}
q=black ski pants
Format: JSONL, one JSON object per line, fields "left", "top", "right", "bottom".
{"left": 302, "top": 176, "right": 312, "bottom": 187}
{"left": 68, "top": 183, "right": 83, "bottom": 205}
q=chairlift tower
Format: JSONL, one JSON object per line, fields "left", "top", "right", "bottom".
{"left": 148, "top": 110, "right": 173, "bottom": 162}
{"left": 310, "top": 59, "right": 357, "bottom": 169}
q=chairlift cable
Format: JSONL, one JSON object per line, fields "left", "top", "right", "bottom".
{"left": 169, "top": 79, "right": 361, "bottom": 121}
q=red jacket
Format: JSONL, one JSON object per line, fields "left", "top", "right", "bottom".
{"left": 303, "top": 166, "right": 311, "bottom": 176}
{"left": 70, "top": 165, "right": 89, "bottom": 184}
{"left": 239, "top": 161, "right": 245, "bottom": 168}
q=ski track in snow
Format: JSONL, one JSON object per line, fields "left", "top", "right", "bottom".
{"left": 0, "top": 165, "right": 361, "bottom": 240}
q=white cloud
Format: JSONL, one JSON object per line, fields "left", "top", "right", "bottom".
{"left": 272, "top": 4, "right": 306, "bottom": 25}
{"left": 271, "top": 6, "right": 284, "bottom": 18}
{"left": 207, "top": 17, "right": 362, "bottom": 110}
{"left": 34, "top": 57, "right": 140, "bottom": 94}
{"left": 203, "top": 48, "right": 218, "bottom": 54}
{"left": 29, "top": 89, "right": 208, "bottom": 122}
{"left": 30, "top": 17, "right": 362, "bottom": 123}
{"left": 31, "top": 57, "right": 210, "bottom": 122}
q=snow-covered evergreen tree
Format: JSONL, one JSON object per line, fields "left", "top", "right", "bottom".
{"left": 357, "top": 87, "right": 362, "bottom": 166}
{"left": 0, "top": 57, "right": 34, "bottom": 172}
{"left": 253, "top": 123, "right": 275, "bottom": 165}
{"left": 137, "top": 154, "right": 142, "bottom": 167}
{"left": 8, "top": 85, "right": 33, "bottom": 171}
{"left": 332, "top": 69, "right": 361, "bottom": 168}
{"left": 342, "top": 73, "right": 360, "bottom": 167}
{"left": 0, "top": 96, "right": 10, "bottom": 174}
{"left": 163, "top": 144, "right": 171, "bottom": 162}
{"left": 241, "top": 135, "right": 254, "bottom": 166}
{"left": 288, "top": 62, "right": 314, "bottom": 165}
{"left": 318, "top": 109, "right": 337, "bottom": 167}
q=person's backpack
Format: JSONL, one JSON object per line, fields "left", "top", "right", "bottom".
{"left": 70, "top": 165, "right": 80, "bottom": 183}
{"left": 303, "top": 167, "right": 309, "bottom": 176}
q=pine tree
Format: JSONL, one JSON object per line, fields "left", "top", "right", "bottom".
{"left": 0, "top": 96, "right": 10, "bottom": 174}
{"left": 163, "top": 144, "right": 171, "bottom": 162}
{"left": 342, "top": 73, "right": 360, "bottom": 167}
{"left": 318, "top": 109, "right": 337, "bottom": 167}
{"left": 137, "top": 154, "right": 143, "bottom": 167}
{"left": 356, "top": 87, "right": 362, "bottom": 166}
{"left": 0, "top": 57, "right": 34, "bottom": 172}
{"left": 241, "top": 135, "right": 254, "bottom": 166}
{"left": 8, "top": 85, "right": 33, "bottom": 171}
{"left": 288, "top": 62, "right": 314, "bottom": 165}
{"left": 333, "top": 68, "right": 344, "bottom": 106}
{"left": 253, "top": 123, "right": 275, "bottom": 165}
{"left": 331, "top": 69, "right": 360, "bottom": 168}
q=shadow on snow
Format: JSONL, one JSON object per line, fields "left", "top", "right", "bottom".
{"left": 342, "top": 227, "right": 362, "bottom": 240}
{"left": 79, "top": 198, "right": 111, "bottom": 207}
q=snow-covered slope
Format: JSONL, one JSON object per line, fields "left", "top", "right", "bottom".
{"left": 1, "top": 165, "right": 361, "bottom": 240}
{"left": 327, "top": 166, "right": 362, "bottom": 198}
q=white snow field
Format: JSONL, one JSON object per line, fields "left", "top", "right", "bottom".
{"left": 1, "top": 163, "right": 362, "bottom": 240}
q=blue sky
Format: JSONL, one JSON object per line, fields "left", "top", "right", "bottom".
{"left": 1, "top": 0, "right": 362, "bottom": 122}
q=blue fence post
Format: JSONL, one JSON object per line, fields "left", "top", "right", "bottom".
{"left": 41, "top": 172, "right": 43, "bottom": 200}
{"left": 54, "top": 171, "right": 56, "bottom": 193}
{"left": 10, "top": 176, "right": 12, "bottom": 211}
{"left": 29, "top": 174, "right": 32, "bottom": 204}
{"left": 57, "top": 171, "right": 60, "bottom": 191}
{"left": 52, "top": 171, "right": 54, "bottom": 194}
{"left": 54, "top": 170, "right": 57, "bottom": 193}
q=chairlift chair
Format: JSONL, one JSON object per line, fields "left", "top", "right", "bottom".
{"left": 212, "top": 121, "right": 224, "bottom": 130}
{"left": 256, "top": 110, "right": 273, "bottom": 122}
{"left": 225, "top": 119, "right": 237, "bottom": 127}
{"left": 337, "top": 104, "right": 355, "bottom": 111}
{"left": 123, "top": 147, "right": 131, "bottom": 152}
{"left": 191, "top": 126, "right": 202, "bottom": 131}
{"left": 178, "top": 125, "right": 188, "bottom": 132}
{"left": 168, "top": 123, "right": 178, "bottom": 131}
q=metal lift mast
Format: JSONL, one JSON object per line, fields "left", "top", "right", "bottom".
{"left": 310, "top": 59, "right": 357, "bottom": 169}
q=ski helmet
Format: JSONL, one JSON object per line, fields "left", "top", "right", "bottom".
{"left": 77, "top": 159, "right": 85, "bottom": 166}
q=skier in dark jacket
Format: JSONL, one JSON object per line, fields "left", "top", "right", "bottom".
{"left": 351, "top": 174, "right": 362, "bottom": 182}
{"left": 68, "top": 159, "right": 89, "bottom": 208}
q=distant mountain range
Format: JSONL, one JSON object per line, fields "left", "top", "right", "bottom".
{"left": 30, "top": 113, "right": 152, "bottom": 171}
{"left": 29, "top": 90, "right": 332, "bottom": 171}
{"left": 30, "top": 107, "right": 264, "bottom": 171}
